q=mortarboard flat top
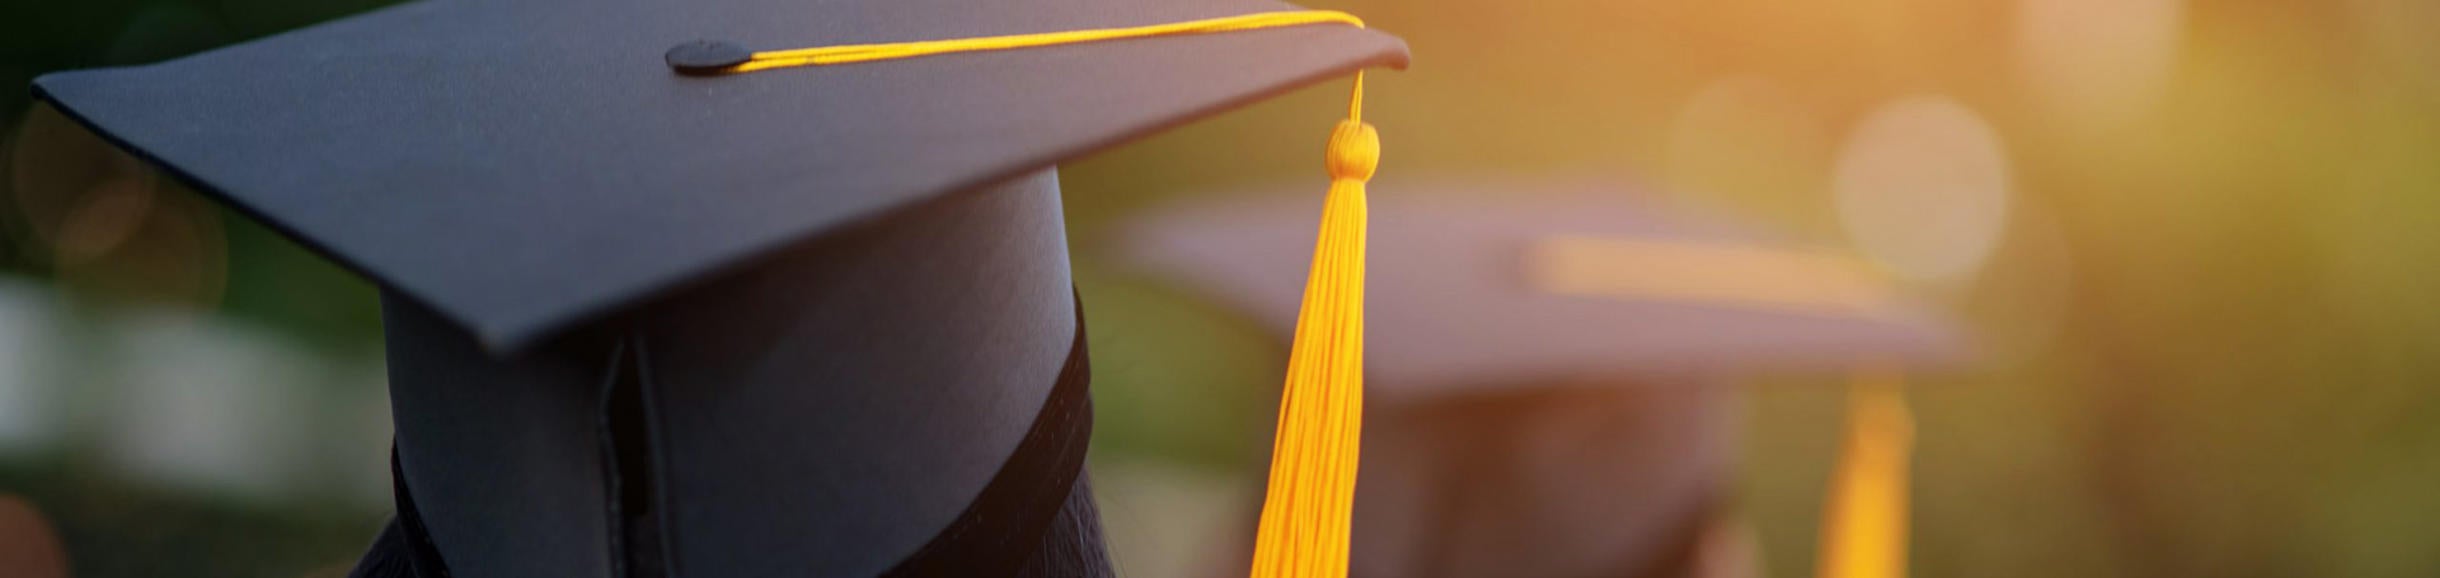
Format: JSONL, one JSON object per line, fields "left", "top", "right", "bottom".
{"left": 32, "top": 0, "right": 1408, "bottom": 351}
{"left": 1122, "top": 179, "right": 1967, "bottom": 398}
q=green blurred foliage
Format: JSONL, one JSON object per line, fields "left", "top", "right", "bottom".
{"left": 1075, "top": 260, "right": 1285, "bottom": 472}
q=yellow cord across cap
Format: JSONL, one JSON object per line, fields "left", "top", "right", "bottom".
{"left": 728, "top": 11, "right": 1360, "bottom": 72}
{"left": 675, "top": 11, "right": 1383, "bottom": 578}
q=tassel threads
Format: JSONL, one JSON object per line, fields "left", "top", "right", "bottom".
{"left": 1816, "top": 366, "right": 1915, "bottom": 578}
{"left": 1250, "top": 80, "right": 1378, "bottom": 578}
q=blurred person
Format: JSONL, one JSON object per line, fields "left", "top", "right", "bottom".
{"left": 1122, "top": 181, "right": 1961, "bottom": 578}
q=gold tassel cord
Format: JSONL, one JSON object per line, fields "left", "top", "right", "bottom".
{"left": 1816, "top": 365, "right": 1915, "bottom": 578}
{"left": 689, "top": 11, "right": 1366, "bottom": 73}
{"left": 1251, "top": 73, "right": 1374, "bottom": 578}
{"left": 685, "top": 12, "right": 1383, "bottom": 578}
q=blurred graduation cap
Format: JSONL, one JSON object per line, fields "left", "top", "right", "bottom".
{"left": 1120, "top": 180, "right": 1966, "bottom": 578}
{"left": 32, "top": 0, "right": 1405, "bottom": 575}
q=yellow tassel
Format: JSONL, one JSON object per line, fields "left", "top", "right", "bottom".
{"left": 1816, "top": 365, "right": 1914, "bottom": 578}
{"left": 1250, "top": 73, "right": 1375, "bottom": 578}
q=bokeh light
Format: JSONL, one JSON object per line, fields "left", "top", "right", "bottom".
{"left": 12, "top": 104, "right": 134, "bottom": 251}
{"left": 1832, "top": 96, "right": 2012, "bottom": 286}
{"left": 2014, "top": 0, "right": 2187, "bottom": 130}
{"left": 51, "top": 173, "right": 156, "bottom": 266}
{"left": 12, "top": 105, "right": 228, "bottom": 311}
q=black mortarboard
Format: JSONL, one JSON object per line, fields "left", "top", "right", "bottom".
{"left": 31, "top": 0, "right": 1406, "bottom": 576}
{"left": 34, "top": 0, "right": 1402, "bottom": 353}
{"left": 1118, "top": 180, "right": 1963, "bottom": 578}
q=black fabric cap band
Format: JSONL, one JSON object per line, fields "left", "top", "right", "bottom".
{"left": 352, "top": 302, "right": 1097, "bottom": 578}
{"left": 884, "top": 299, "right": 1095, "bottom": 576}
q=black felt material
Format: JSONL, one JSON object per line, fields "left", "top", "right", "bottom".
{"left": 636, "top": 172, "right": 1078, "bottom": 577}
{"left": 376, "top": 171, "right": 1086, "bottom": 577}
{"left": 381, "top": 293, "right": 617, "bottom": 578}
{"left": 32, "top": 0, "right": 1408, "bottom": 351}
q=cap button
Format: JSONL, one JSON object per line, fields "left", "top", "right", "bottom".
{"left": 667, "top": 41, "right": 752, "bottom": 75}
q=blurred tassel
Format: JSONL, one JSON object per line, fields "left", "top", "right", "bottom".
{"left": 1816, "top": 365, "right": 1915, "bottom": 578}
{"left": 1251, "top": 73, "right": 1376, "bottom": 578}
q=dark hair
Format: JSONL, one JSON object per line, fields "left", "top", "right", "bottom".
{"left": 1017, "top": 474, "right": 1115, "bottom": 578}
{"left": 346, "top": 524, "right": 415, "bottom": 578}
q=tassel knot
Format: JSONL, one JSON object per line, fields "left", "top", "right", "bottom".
{"left": 1324, "top": 120, "right": 1380, "bottom": 182}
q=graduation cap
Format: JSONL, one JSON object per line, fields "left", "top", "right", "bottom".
{"left": 33, "top": 0, "right": 1405, "bottom": 575}
{"left": 1119, "top": 180, "right": 1965, "bottom": 578}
